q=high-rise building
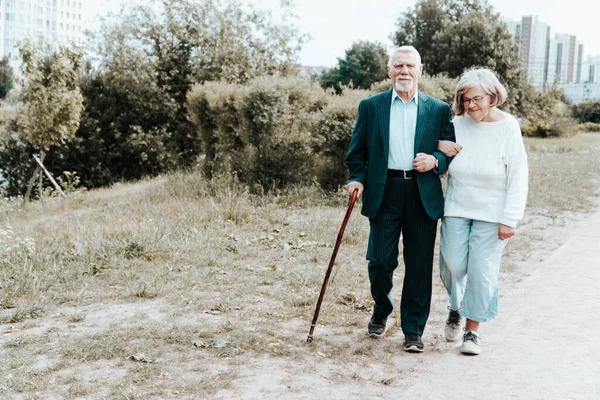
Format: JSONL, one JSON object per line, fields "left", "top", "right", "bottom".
{"left": 575, "top": 43, "right": 584, "bottom": 84}
{"left": 547, "top": 34, "right": 584, "bottom": 86}
{"left": 581, "top": 56, "right": 600, "bottom": 84}
{"left": 505, "top": 15, "right": 587, "bottom": 92}
{"left": 518, "top": 15, "right": 551, "bottom": 91}
{"left": 0, "top": 0, "right": 89, "bottom": 71}
{"left": 558, "top": 56, "right": 600, "bottom": 103}
{"left": 505, "top": 20, "right": 521, "bottom": 47}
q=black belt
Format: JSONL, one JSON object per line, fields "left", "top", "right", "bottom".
{"left": 387, "top": 169, "right": 415, "bottom": 179}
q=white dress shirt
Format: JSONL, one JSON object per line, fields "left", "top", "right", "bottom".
{"left": 388, "top": 89, "right": 418, "bottom": 170}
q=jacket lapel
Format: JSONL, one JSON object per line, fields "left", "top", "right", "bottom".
{"left": 414, "top": 91, "right": 431, "bottom": 155}
{"left": 379, "top": 89, "right": 393, "bottom": 161}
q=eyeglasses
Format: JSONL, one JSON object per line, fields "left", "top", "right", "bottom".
{"left": 462, "top": 95, "right": 489, "bottom": 106}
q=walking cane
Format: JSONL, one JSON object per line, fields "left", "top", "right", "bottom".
{"left": 307, "top": 188, "right": 359, "bottom": 343}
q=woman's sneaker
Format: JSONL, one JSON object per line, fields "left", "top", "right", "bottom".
{"left": 444, "top": 308, "right": 462, "bottom": 341}
{"left": 460, "top": 330, "right": 482, "bottom": 355}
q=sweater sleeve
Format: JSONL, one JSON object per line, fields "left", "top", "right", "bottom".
{"left": 500, "top": 119, "right": 529, "bottom": 227}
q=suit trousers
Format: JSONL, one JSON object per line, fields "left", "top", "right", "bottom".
{"left": 367, "top": 175, "right": 438, "bottom": 336}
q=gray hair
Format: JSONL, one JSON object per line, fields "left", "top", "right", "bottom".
{"left": 453, "top": 68, "right": 508, "bottom": 115}
{"left": 387, "top": 46, "right": 422, "bottom": 68}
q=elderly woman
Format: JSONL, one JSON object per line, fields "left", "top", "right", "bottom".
{"left": 437, "top": 68, "right": 528, "bottom": 355}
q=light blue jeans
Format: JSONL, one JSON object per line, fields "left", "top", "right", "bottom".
{"left": 439, "top": 217, "right": 508, "bottom": 322}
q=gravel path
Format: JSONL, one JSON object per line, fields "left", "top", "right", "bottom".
{"left": 404, "top": 209, "right": 600, "bottom": 399}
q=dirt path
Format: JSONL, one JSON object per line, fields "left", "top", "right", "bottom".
{"left": 404, "top": 208, "right": 600, "bottom": 399}
{"left": 219, "top": 208, "right": 600, "bottom": 400}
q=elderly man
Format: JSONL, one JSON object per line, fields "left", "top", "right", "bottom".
{"left": 345, "top": 46, "right": 455, "bottom": 352}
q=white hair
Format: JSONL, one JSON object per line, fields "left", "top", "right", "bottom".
{"left": 387, "top": 46, "right": 422, "bottom": 68}
{"left": 452, "top": 68, "right": 508, "bottom": 115}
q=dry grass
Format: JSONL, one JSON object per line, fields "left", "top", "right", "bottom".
{"left": 1, "top": 133, "right": 599, "bottom": 398}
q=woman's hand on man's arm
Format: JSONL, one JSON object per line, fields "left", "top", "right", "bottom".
{"left": 438, "top": 140, "right": 463, "bottom": 157}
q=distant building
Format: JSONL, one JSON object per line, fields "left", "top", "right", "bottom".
{"left": 559, "top": 55, "right": 600, "bottom": 103}
{"left": 505, "top": 20, "right": 521, "bottom": 46}
{"left": 505, "top": 15, "right": 586, "bottom": 92}
{"left": 0, "top": 0, "right": 90, "bottom": 72}
{"left": 581, "top": 55, "right": 600, "bottom": 84}
{"left": 518, "top": 15, "right": 550, "bottom": 91}
{"left": 560, "top": 83, "right": 600, "bottom": 104}
{"left": 547, "top": 34, "right": 584, "bottom": 86}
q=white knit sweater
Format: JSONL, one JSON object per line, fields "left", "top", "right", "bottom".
{"left": 444, "top": 113, "right": 529, "bottom": 227}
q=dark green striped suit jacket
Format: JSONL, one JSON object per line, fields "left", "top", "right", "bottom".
{"left": 346, "top": 89, "right": 455, "bottom": 220}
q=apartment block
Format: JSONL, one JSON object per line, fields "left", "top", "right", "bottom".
{"left": 505, "top": 15, "right": 588, "bottom": 93}
{"left": 0, "top": 0, "right": 89, "bottom": 70}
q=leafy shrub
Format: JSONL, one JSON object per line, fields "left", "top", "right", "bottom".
{"left": 521, "top": 87, "right": 578, "bottom": 138}
{"left": 418, "top": 73, "right": 457, "bottom": 105}
{"left": 572, "top": 101, "right": 600, "bottom": 123}
{"left": 187, "top": 81, "right": 243, "bottom": 178}
{"left": 578, "top": 122, "right": 600, "bottom": 132}
{"left": 238, "top": 76, "right": 328, "bottom": 190}
{"left": 0, "top": 131, "right": 36, "bottom": 197}
{"left": 370, "top": 79, "right": 392, "bottom": 94}
{"left": 312, "top": 88, "right": 370, "bottom": 189}
{"left": 189, "top": 76, "right": 330, "bottom": 191}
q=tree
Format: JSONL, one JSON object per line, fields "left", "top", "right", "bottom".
{"left": 15, "top": 40, "right": 84, "bottom": 200}
{"left": 0, "top": 57, "right": 13, "bottom": 99}
{"left": 17, "top": 42, "right": 84, "bottom": 151}
{"left": 61, "top": 0, "right": 308, "bottom": 184}
{"left": 320, "top": 41, "right": 389, "bottom": 93}
{"left": 391, "top": 0, "right": 525, "bottom": 114}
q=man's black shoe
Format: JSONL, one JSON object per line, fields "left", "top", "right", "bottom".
{"left": 403, "top": 333, "right": 424, "bottom": 352}
{"left": 367, "top": 315, "right": 387, "bottom": 339}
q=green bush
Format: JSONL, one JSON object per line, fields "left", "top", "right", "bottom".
{"left": 578, "top": 122, "right": 600, "bottom": 132}
{"left": 239, "top": 76, "right": 328, "bottom": 191}
{"left": 312, "top": 88, "right": 370, "bottom": 189}
{"left": 0, "top": 130, "right": 36, "bottom": 197}
{"left": 41, "top": 68, "right": 184, "bottom": 189}
{"left": 370, "top": 80, "right": 392, "bottom": 94}
{"left": 572, "top": 101, "right": 600, "bottom": 123}
{"left": 187, "top": 81, "right": 243, "bottom": 178}
{"left": 521, "top": 87, "right": 578, "bottom": 138}
{"left": 188, "top": 76, "right": 331, "bottom": 192}
{"left": 418, "top": 73, "right": 457, "bottom": 105}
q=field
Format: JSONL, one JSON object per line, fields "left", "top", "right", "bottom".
{"left": 1, "top": 133, "right": 599, "bottom": 399}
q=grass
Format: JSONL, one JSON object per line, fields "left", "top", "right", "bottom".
{"left": 0, "top": 133, "right": 599, "bottom": 398}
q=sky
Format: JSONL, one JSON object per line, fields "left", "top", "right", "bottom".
{"left": 89, "top": 0, "right": 600, "bottom": 67}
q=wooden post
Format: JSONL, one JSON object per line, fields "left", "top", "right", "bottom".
{"left": 38, "top": 152, "right": 44, "bottom": 204}
{"left": 33, "top": 154, "right": 66, "bottom": 199}
{"left": 22, "top": 153, "right": 66, "bottom": 206}
{"left": 22, "top": 165, "right": 41, "bottom": 205}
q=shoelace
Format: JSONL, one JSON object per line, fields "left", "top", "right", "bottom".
{"left": 446, "top": 309, "right": 461, "bottom": 326}
{"left": 463, "top": 331, "right": 480, "bottom": 345}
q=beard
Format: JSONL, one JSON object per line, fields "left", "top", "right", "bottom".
{"left": 394, "top": 78, "right": 414, "bottom": 93}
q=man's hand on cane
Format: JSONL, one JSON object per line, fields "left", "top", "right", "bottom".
{"left": 346, "top": 181, "right": 364, "bottom": 198}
